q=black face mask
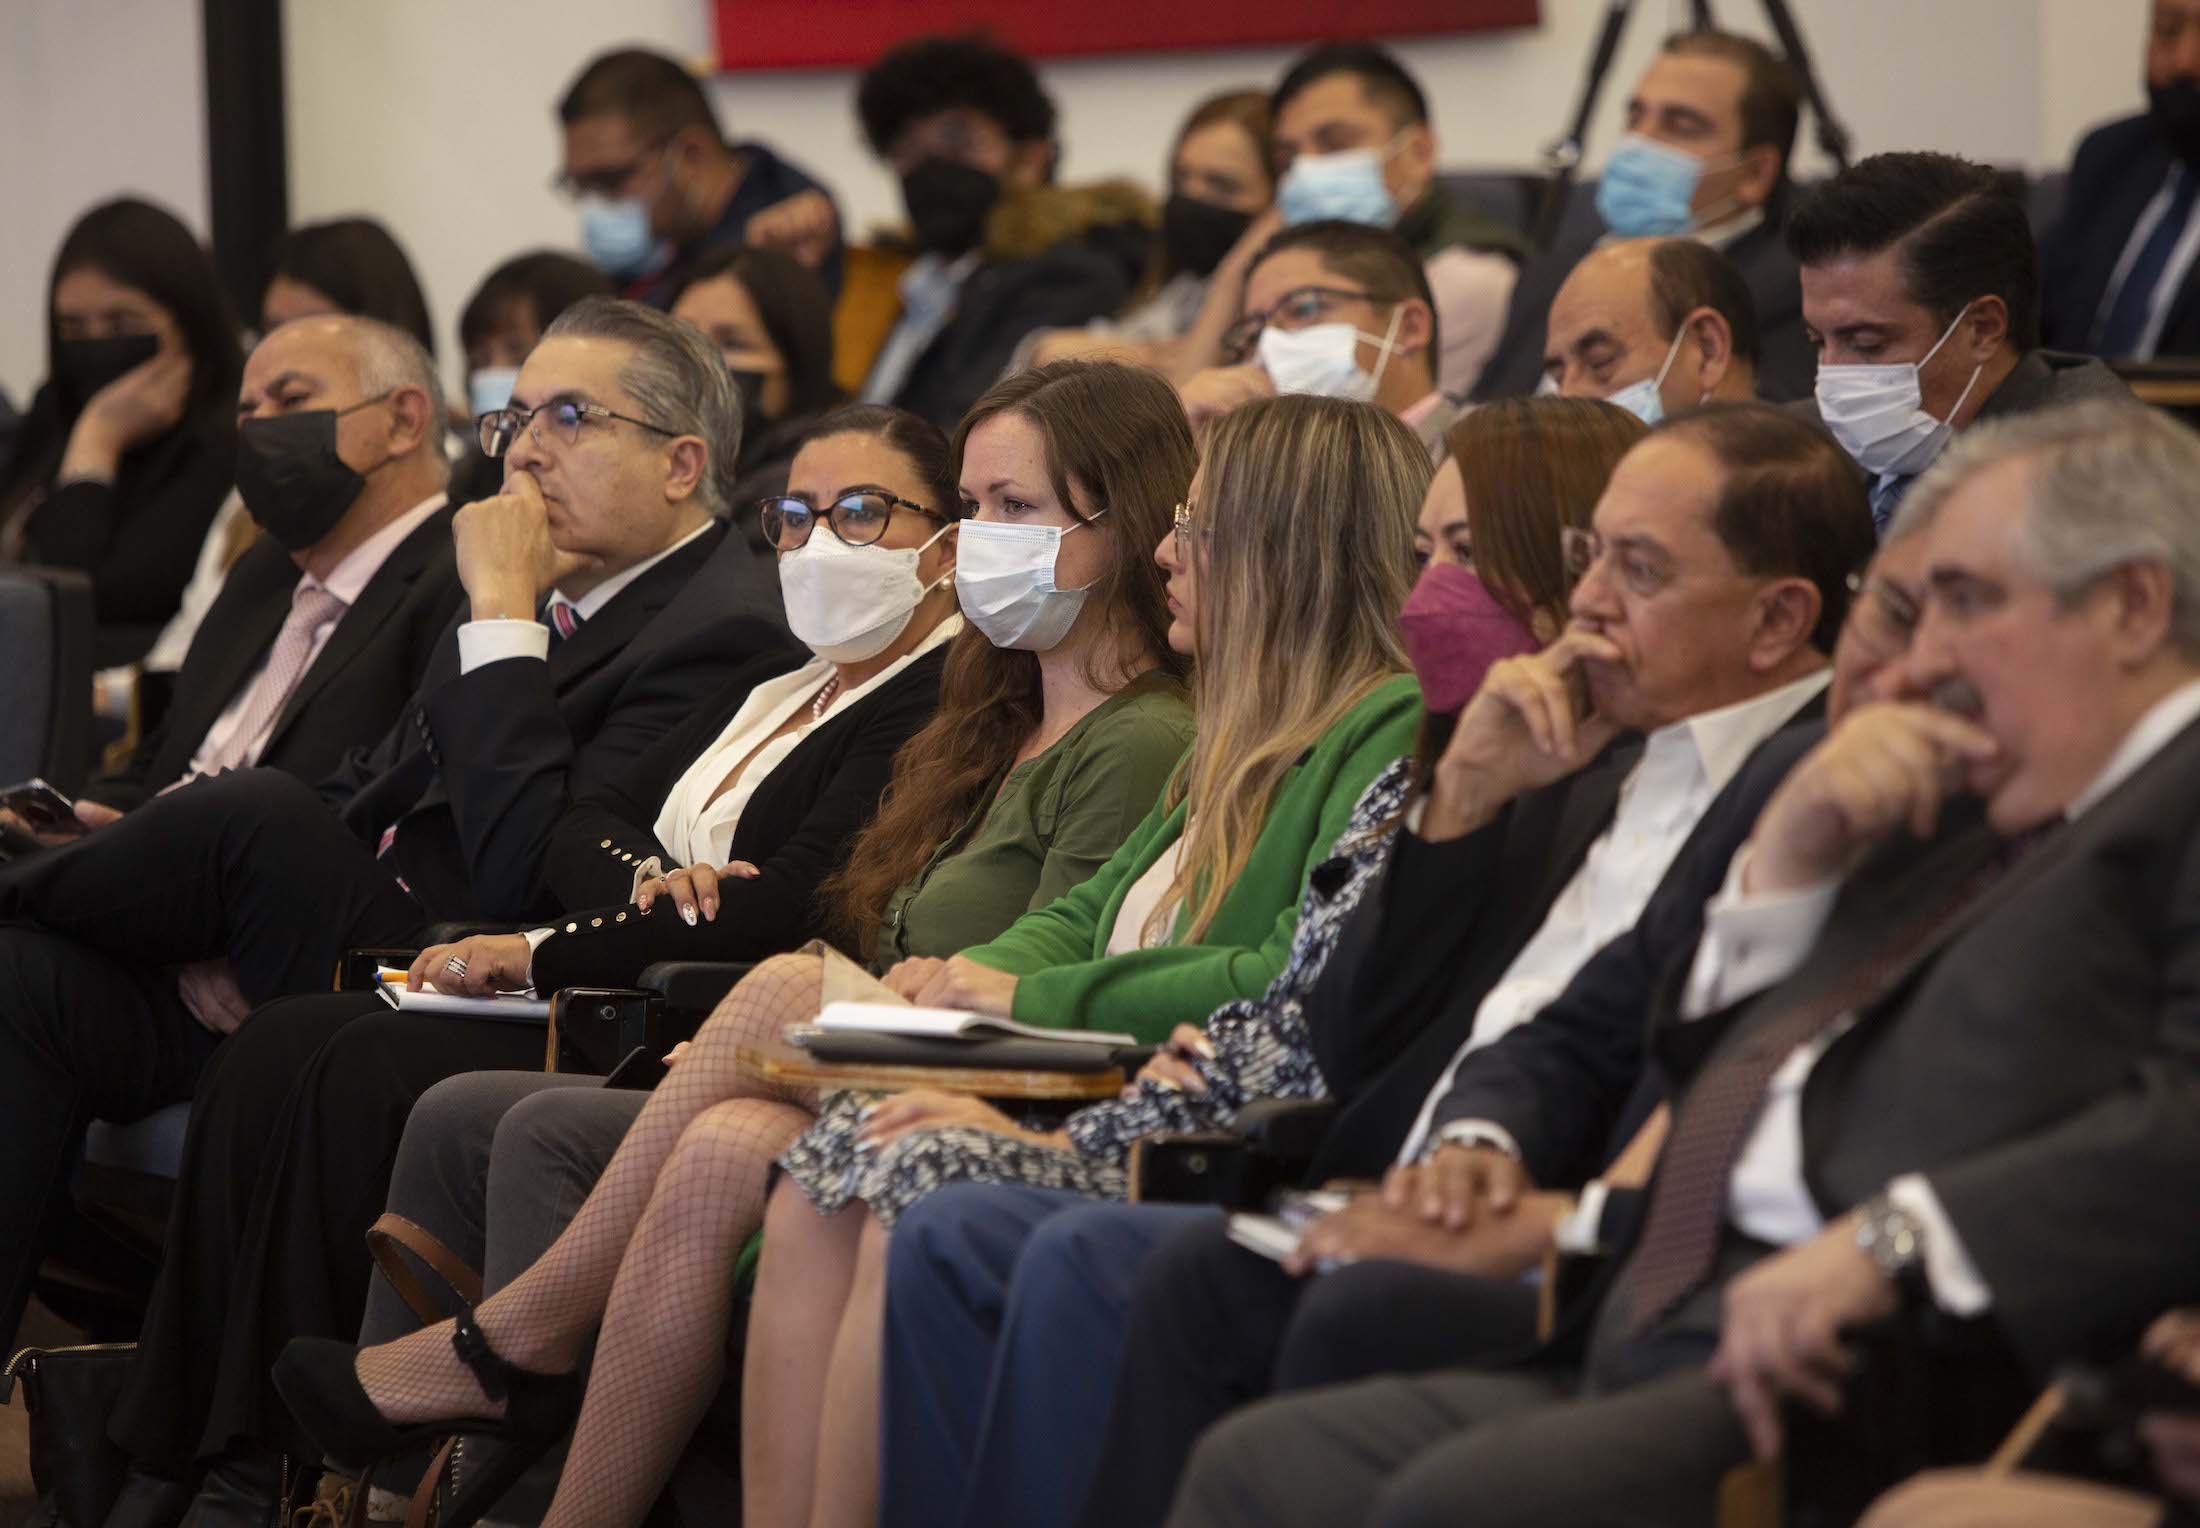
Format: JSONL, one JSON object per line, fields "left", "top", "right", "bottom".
{"left": 1160, "top": 193, "right": 1255, "bottom": 278}
{"left": 2151, "top": 77, "right": 2200, "bottom": 164}
{"left": 728, "top": 365, "right": 777, "bottom": 445}
{"left": 234, "top": 399, "right": 386, "bottom": 552}
{"left": 902, "top": 158, "right": 1001, "bottom": 257}
{"left": 54, "top": 332, "right": 159, "bottom": 411}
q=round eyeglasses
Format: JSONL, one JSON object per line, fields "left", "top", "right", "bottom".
{"left": 477, "top": 399, "right": 677, "bottom": 458}
{"left": 760, "top": 491, "right": 948, "bottom": 552}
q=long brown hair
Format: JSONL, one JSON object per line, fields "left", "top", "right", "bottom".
{"left": 1158, "top": 394, "right": 1424, "bottom": 944}
{"left": 827, "top": 361, "right": 1196, "bottom": 954}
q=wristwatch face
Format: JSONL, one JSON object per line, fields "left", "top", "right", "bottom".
{"left": 1859, "top": 1198, "right": 1924, "bottom": 1277}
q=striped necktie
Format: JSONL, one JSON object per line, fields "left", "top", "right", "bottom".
{"left": 2097, "top": 166, "right": 2200, "bottom": 358}
{"left": 548, "top": 600, "right": 582, "bottom": 643}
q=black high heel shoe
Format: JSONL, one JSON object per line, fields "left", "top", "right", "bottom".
{"left": 272, "top": 1312, "right": 581, "bottom": 1528}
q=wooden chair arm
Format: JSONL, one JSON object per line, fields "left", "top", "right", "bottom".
{"left": 1984, "top": 1382, "right": 2066, "bottom": 1474}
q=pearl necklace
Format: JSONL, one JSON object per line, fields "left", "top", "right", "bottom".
{"left": 810, "top": 676, "right": 842, "bottom": 722}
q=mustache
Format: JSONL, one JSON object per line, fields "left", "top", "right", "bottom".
{"left": 1930, "top": 676, "right": 1986, "bottom": 721}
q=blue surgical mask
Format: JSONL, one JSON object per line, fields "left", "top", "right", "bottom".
{"left": 1277, "top": 142, "right": 1400, "bottom": 227}
{"left": 467, "top": 367, "right": 519, "bottom": 420}
{"left": 1603, "top": 322, "right": 1690, "bottom": 425}
{"left": 1595, "top": 135, "right": 1724, "bottom": 238}
{"left": 579, "top": 195, "right": 660, "bottom": 278}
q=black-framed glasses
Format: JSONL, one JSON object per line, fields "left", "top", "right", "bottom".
{"left": 551, "top": 141, "right": 669, "bottom": 200}
{"left": 477, "top": 400, "right": 678, "bottom": 459}
{"left": 1222, "top": 284, "right": 1387, "bottom": 360}
{"left": 1561, "top": 526, "right": 1672, "bottom": 597}
{"left": 760, "top": 491, "right": 947, "bottom": 552}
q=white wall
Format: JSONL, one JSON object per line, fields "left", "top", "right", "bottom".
{"left": 1, "top": 0, "right": 2155, "bottom": 407}
{"left": 0, "top": 1, "right": 209, "bottom": 404}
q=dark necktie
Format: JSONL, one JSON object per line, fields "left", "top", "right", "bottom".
{"left": 2097, "top": 167, "right": 2200, "bottom": 358}
{"left": 1612, "top": 824, "right": 2053, "bottom": 1335}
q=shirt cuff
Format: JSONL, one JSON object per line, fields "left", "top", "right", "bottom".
{"left": 1680, "top": 844, "right": 1843, "bottom": 1018}
{"left": 1552, "top": 1180, "right": 1610, "bottom": 1255}
{"left": 630, "top": 855, "right": 664, "bottom": 900}
{"left": 1431, "top": 1119, "right": 1522, "bottom": 1162}
{"left": 458, "top": 618, "right": 550, "bottom": 674}
{"left": 1885, "top": 1174, "right": 1993, "bottom": 1317}
{"left": 522, "top": 926, "right": 555, "bottom": 988}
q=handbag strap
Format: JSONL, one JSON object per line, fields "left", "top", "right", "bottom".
{"left": 364, "top": 1213, "right": 483, "bottom": 1326}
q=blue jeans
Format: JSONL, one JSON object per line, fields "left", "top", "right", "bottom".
{"left": 880, "top": 1184, "right": 1220, "bottom": 1528}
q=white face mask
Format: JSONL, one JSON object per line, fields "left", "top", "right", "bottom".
{"left": 778, "top": 521, "right": 954, "bottom": 664}
{"left": 1604, "top": 322, "right": 1691, "bottom": 426}
{"left": 1257, "top": 304, "right": 1406, "bottom": 403}
{"left": 955, "top": 512, "right": 1105, "bottom": 651}
{"left": 1815, "top": 304, "right": 1986, "bottom": 478}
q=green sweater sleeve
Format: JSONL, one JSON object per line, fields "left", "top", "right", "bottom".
{"left": 979, "top": 676, "right": 1423, "bottom": 1041}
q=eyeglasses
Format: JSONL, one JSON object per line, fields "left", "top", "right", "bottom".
{"left": 1172, "top": 499, "right": 1211, "bottom": 564}
{"left": 552, "top": 141, "right": 669, "bottom": 200}
{"left": 760, "top": 491, "right": 947, "bottom": 551}
{"left": 1846, "top": 570, "right": 1921, "bottom": 642}
{"left": 1221, "top": 285, "right": 1388, "bottom": 361}
{"left": 477, "top": 400, "right": 678, "bottom": 458}
{"left": 1561, "top": 526, "right": 1673, "bottom": 598}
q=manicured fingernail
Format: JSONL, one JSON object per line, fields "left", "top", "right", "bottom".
{"left": 682, "top": 905, "right": 697, "bottom": 927}
{"left": 1150, "top": 1076, "right": 1181, "bottom": 1092}
{"left": 703, "top": 900, "right": 717, "bottom": 920}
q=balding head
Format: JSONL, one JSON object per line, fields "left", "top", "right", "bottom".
{"left": 236, "top": 314, "right": 451, "bottom": 569}
{"left": 1544, "top": 238, "right": 1756, "bottom": 419}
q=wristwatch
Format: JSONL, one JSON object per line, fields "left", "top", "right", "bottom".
{"left": 1854, "top": 1193, "right": 1927, "bottom": 1286}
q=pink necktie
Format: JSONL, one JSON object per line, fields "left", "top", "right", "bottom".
{"left": 549, "top": 601, "right": 581, "bottom": 641}
{"left": 208, "top": 582, "right": 347, "bottom": 773}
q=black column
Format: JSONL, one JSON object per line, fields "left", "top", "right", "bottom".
{"left": 201, "top": 0, "right": 288, "bottom": 326}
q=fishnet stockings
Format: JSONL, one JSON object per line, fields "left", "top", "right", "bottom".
{"left": 351, "top": 953, "right": 825, "bottom": 1440}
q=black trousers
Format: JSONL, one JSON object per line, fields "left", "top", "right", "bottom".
{"left": 108, "top": 996, "right": 550, "bottom": 1470}
{"left": 0, "top": 770, "right": 424, "bottom": 1341}
{"left": 1075, "top": 1213, "right": 1542, "bottom": 1528}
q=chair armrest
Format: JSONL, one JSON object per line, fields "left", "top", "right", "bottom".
{"left": 1230, "top": 1098, "right": 1337, "bottom": 1162}
{"left": 637, "top": 961, "right": 754, "bottom": 1016}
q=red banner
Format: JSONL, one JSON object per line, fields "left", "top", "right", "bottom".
{"left": 713, "top": 0, "right": 1538, "bottom": 72}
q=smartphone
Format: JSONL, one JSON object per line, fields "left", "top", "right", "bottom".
{"left": 0, "top": 779, "right": 83, "bottom": 837}
{"left": 603, "top": 1045, "right": 668, "bottom": 1092}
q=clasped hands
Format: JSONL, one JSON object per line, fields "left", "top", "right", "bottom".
{"left": 1280, "top": 1144, "right": 1573, "bottom": 1281}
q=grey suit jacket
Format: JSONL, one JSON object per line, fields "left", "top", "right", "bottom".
{"left": 1635, "top": 710, "right": 2200, "bottom": 1376}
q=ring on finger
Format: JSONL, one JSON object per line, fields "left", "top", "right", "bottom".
{"left": 444, "top": 956, "right": 469, "bottom": 978}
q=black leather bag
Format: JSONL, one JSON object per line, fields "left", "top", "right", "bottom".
{"left": 0, "top": 1341, "right": 136, "bottom": 1527}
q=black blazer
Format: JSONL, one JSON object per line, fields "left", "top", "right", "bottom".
{"left": 530, "top": 644, "right": 948, "bottom": 991}
{"left": 322, "top": 522, "right": 797, "bottom": 923}
{"left": 1418, "top": 714, "right": 1825, "bottom": 1191}
{"left": 2042, "top": 114, "right": 2200, "bottom": 358}
{"left": 1618, "top": 712, "right": 2200, "bottom": 1379}
{"left": 83, "top": 504, "right": 463, "bottom": 811}
{"left": 1470, "top": 200, "right": 1814, "bottom": 405}
{"left": 1297, "top": 734, "right": 1645, "bottom": 1183}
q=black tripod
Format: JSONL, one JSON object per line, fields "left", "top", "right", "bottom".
{"left": 1531, "top": 0, "right": 1854, "bottom": 251}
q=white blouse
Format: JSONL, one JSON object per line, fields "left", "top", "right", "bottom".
{"left": 641, "top": 617, "right": 961, "bottom": 883}
{"left": 1104, "top": 827, "right": 1188, "bottom": 955}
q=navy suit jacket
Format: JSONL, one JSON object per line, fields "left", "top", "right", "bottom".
{"left": 2042, "top": 113, "right": 2200, "bottom": 358}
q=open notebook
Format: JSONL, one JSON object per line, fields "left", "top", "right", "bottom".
{"left": 374, "top": 967, "right": 552, "bottom": 1020}
{"left": 808, "top": 1000, "right": 1135, "bottom": 1048}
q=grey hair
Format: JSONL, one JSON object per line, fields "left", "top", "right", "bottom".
{"left": 1890, "top": 398, "right": 2200, "bottom": 656}
{"left": 341, "top": 315, "right": 451, "bottom": 483}
{"left": 541, "top": 295, "right": 742, "bottom": 515}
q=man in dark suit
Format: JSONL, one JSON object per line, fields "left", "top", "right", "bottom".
{"left": 853, "top": 35, "right": 1149, "bottom": 432}
{"left": 0, "top": 298, "right": 788, "bottom": 1381}
{"left": 1167, "top": 398, "right": 2200, "bottom": 1528}
{"left": 1473, "top": 31, "right": 1814, "bottom": 403}
{"left": 875, "top": 404, "right": 1873, "bottom": 1528}
{"left": 1788, "top": 151, "right": 2134, "bottom": 531}
{"left": 2041, "top": 0, "right": 2200, "bottom": 361}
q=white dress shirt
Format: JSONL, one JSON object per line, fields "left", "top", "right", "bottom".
{"left": 183, "top": 493, "right": 446, "bottom": 779}
{"left": 1399, "top": 669, "right": 1830, "bottom": 1162}
{"left": 456, "top": 520, "right": 713, "bottom": 673}
{"left": 1423, "top": 246, "right": 1519, "bottom": 399}
{"left": 1679, "top": 677, "right": 2200, "bottom": 1314}
{"left": 2093, "top": 163, "right": 2200, "bottom": 360}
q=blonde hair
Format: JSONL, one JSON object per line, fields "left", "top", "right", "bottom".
{"left": 1158, "top": 394, "right": 1425, "bottom": 942}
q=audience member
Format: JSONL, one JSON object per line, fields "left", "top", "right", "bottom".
{"left": 287, "top": 360, "right": 1202, "bottom": 1527}
{"left": 262, "top": 218, "right": 437, "bottom": 357}
{"left": 555, "top": 47, "right": 843, "bottom": 301}
{"left": 0, "top": 298, "right": 785, "bottom": 1412}
{"left": 1178, "top": 43, "right": 1527, "bottom": 398}
{"left": 881, "top": 402, "right": 1867, "bottom": 1527}
{"left": 1477, "top": 30, "right": 1812, "bottom": 403}
{"left": 0, "top": 197, "right": 242, "bottom": 667}
{"left": 2041, "top": 0, "right": 2200, "bottom": 361}
{"left": 1789, "top": 151, "right": 2134, "bottom": 531}
{"left": 447, "top": 250, "right": 615, "bottom": 506}
{"left": 1028, "top": 89, "right": 1277, "bottom": 370}
{"left": 1543, "top": 237, "right": 1761, "bottom": 420}
{"left": 669, "top": 244, "right": 847, "bottom": 544}
{"left": 1179, "top": 221, "right": 1453, "bottom": 458}
{"left": 854, "top": 35, "right": 1155, "bottom": 429}
{"left": 7, "top": 318, "right": 459, "bottom": 843}
{"left": 1168, "top": 398, "right": 2200, "bottom": 1527}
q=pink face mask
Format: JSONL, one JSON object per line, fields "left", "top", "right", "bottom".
{"left": 1397, "top": 562, "right": 1539, "bottom": 714}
